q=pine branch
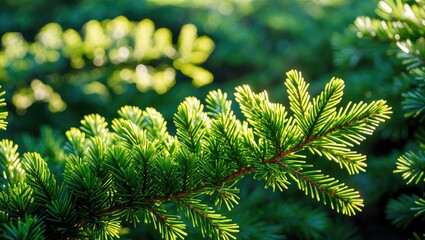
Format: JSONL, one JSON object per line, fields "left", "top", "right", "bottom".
{"left": 0, "top": 140, "right": 24, "bottom": 190}
{"left": 210, "top": 183, "right": 240, "bottom": 211}
{"left": 175, "top": 150, "right": 200, "bottom": 193}
{"left": 177, "top": 198, "right": 238, "bottom": 240}
{"left": 276, "top": 161, "right": 363, "bottom": 216}
{"left": 174, "top": 97, "right": 209, "bottom": 154}
{"left": 64, "top": 128, "right": 88, "bottom": 158}
{"left": 395, "top": 151, "right": 425, "bottom": 185}
{"left": 2, "top": 215, "right": 44, "bottom": 240}
{"left": 0, "top": 182, "right": 35, "bottom": 220}
{"left": 353, "top": 0, "right": 425, "bottom": 121}
{"left": 80, "top": 114, "right": 110, "bottom": 139}
{"left": 22, "top": 153, "right": 58, "bottom": 209}
{"left": 412, "top": 196, "right": 425, "bottom": 217}
{"left": 118, "top": 106, "right": 172, "bottom": 145}
{"left": 307, "top": 144, "right": 367, "bottom": 175}
{"left": 403, "top": 89, "right": 425, "bottom": 121}
{"left": 285, "top": 70, "right": 311, "bottom": 135}
{"left": 44, "top": 189, "right": 79, "bottom": 238}
{"left": 337, "top": 0, "right": 425, "bottom": 236}
{"left": 0, "top": 70, "right": 392, "bottom": 239}
{"left": 105, "top": 146, "right": 142, "bottom": 205}
{"left": 63, "top": 158, "right": 112, "bottom": 221}
{"left": 0, "top": 87, "right": 7, "bottom": 131}
{"left": 132, "top": 70, "right": 389, "bottom": 216}
{"left": 386, "top": 194, "right": 419, "bottom": 229}
{"left": 143, "top": 204, "right": 187, "bottom": 240}
{"left": 306, "top": 77, "right": 344, "bottom": 139}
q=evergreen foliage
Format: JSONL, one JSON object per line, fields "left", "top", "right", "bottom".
{"left": 336, "top": 0, "right": 425, "bottom": 237}
{"left": 0, "top": 70, "right": 391, "bottom": 239}
{"left": 390, "top": 148, "right": 425, "bottom": 238}
{"left": 0, "top": 87, "right": 7, "bottom": 130}
{"left": 353, "top": 0, "right": 425, "bottom": 120}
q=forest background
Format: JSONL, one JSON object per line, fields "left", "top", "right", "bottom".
{"left": 1, "top": 0, "right": 424, "bottom": 239}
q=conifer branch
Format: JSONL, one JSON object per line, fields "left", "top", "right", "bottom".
{"left": 395, "top": 151, "right": 425, "bottom": 185}
{"left": 177, "top": 198, "right": 238, "bottom": 240}
{"left": 22, "top": 153, "right": 58, "bottom": 207}
{"left": 0, "top": 69, "right": 392, "bottom": 238}
{"left": 103, "top": 87, "right": 388, "bottom": 214}
{"left": 351, "top": 1, "right": 425, "bottom": 236}
{"left": 146, "top": 205, "right": 187, "bottom": 240}
{"left": 0, "top": 88, "right": 7, "bottom": 131}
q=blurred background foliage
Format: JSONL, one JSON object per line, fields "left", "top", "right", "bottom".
{"left": 2, "top": 0, "right": 422, "bottom": 239}
{"left": 0, "top": 15, "right": 214, "bottom": 136}
{"left": 1, "top": 0, "right": 377, "bottom": 141}
{"left": 334, "top": 0, "right": 425, "bottom": 238}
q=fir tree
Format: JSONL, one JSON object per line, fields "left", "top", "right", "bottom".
{"left": 0, "top": 70, "right": 391, "bottom": 239}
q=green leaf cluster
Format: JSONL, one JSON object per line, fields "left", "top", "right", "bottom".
{"left": 0, "top": 70, "right": 391, "bottom": 239}
{"left": 0, "top": 16, "right": 214, "bottom": 114}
